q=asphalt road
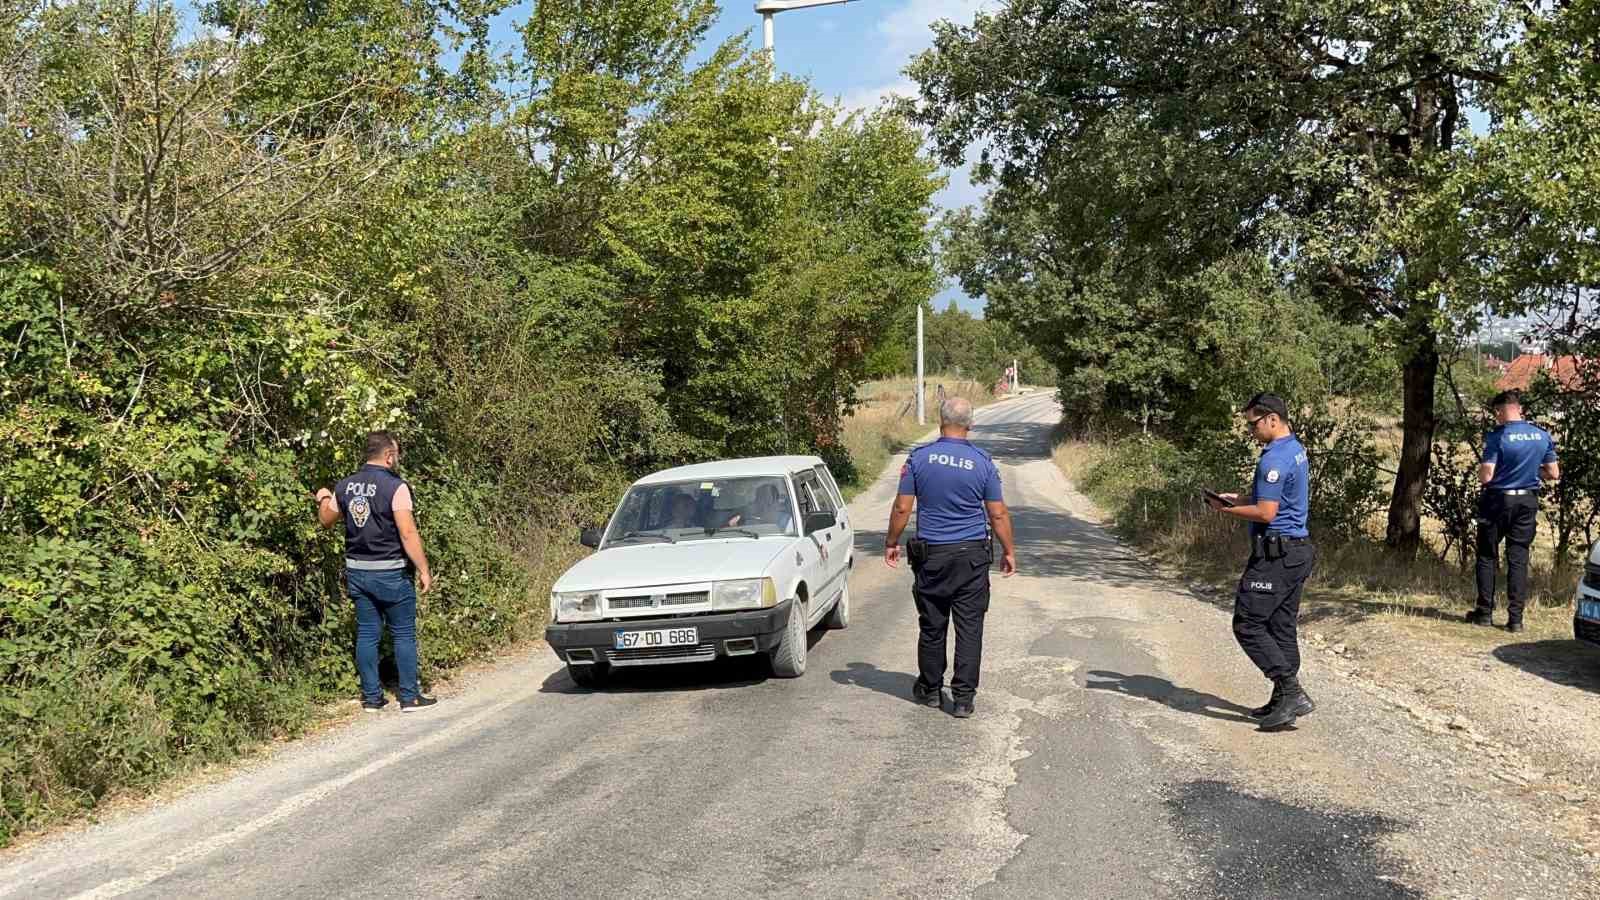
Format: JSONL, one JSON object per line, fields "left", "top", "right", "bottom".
{"left": 0, "top": 392, "right": 1429, "bottom": 899}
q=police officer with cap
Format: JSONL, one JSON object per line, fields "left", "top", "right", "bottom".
{"left": 1468, "top": 389, "right": 1560, "bottom": 632}
{"left": 314, "top": 431, "right": 438, "bottom": 712}
{"left": 885, "top": 396, "right": 1017, "bottom": 718}
{"left": 1206, "top": 392, "right": 1315, "bottom": 731}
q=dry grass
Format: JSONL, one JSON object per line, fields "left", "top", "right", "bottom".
{"left": 1051, "top": 437, "right": 1584, "bottom": 643}
{"left": 838, "top": 378, "right": 1009, "bottom": 500}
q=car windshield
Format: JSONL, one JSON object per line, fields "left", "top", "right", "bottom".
{"left": 604, "top": 476, "right": 797, "bottom": 545}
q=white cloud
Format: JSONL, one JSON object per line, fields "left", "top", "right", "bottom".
{"left": 876, "top": 0, "right": 991, "bottom": 63}
{"left": 838, "top": 77, "right": 917, "bottom": 115}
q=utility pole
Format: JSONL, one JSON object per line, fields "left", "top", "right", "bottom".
{"left": 1012, "top": 357, "right": 1019, "bottom": 393}
{"left": 756, "top": 1, "right": 854, "bottom": 73}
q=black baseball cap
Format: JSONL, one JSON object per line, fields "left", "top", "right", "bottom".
{"left": 1241, "top": 392, "right": 1289, "bottom": 421}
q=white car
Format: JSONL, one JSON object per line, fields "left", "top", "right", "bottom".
{"left": 545, "top": 456, "right": 854, "bottom": 686}
{"left": 1576, "top": 540, "right": 1600, "bottom": 648}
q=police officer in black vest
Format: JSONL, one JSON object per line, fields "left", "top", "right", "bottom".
{"left": 1468, "top": 390, "right": 1560, "bottom": 633}
{"left": 885, "top": 397, "right": 1017, "bottom": 719}
{"left": 314, "top": 431, "right": 438, "bottom": 712}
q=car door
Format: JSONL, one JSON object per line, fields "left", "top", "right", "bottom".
{"left": 810, "top": 462, "right": 852, "bottom": 574}
{"left": 787, "top": 471, "right": 828, "bottom": 625}
{"left": 794, "top": 470, "right": 847, "bottom": 617}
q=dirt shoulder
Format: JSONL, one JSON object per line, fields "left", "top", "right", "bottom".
{"left": 1056, "top": 461, "right": 1600, "bottom": 869}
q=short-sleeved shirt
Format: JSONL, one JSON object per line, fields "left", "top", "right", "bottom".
{"left": 1482, "top": 420, "right": 1557, "bottom": 490}
{"left": 897, "top": 437, "right": 1003, "bottom": 543}
{"left": 1251, "top": 434, "right": 1310, "bottom": 539}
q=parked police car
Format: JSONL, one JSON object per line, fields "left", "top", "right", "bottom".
{"left": 1576, "top": 540, "right": 1600, "bottom": 648}
{"left": 545, "top": 456, "right": 853, "bottom": 686}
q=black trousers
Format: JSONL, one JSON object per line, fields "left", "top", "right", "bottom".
{"left": 1475, "top": 491, "right": 1539, "bottom": 621}
{"left": 911, "top": 544, "right": 991, "bottom": 701}
{"left": 1232, "top": 543, "right": 1316, "bottom": 680}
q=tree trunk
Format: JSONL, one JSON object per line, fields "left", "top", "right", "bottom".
{"left": 1386, "top": 331, "right": 1439, "bottom": 556}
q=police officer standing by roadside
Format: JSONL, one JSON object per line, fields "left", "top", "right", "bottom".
{"left": 314, "top": 431, "right": 438, "bottom": 712}
{"left": 1206, "top": 393, "right": 1315, "bottom": 731}
{"left": 1468, "top": 390, "right": 1560, "bottom": 633}
{"left": 885, "top": 397, "right": 1017, "bottom": 718}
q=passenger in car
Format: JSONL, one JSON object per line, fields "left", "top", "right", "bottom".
{"left": 727, "top": 483, "right": 793, "bottom": 531}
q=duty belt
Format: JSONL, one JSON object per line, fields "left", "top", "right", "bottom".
{"left": 346, "top": 557, "right": 407, "bottom": 570}
{"left": 923, "top": 539, "right": 990, "bottom": 553}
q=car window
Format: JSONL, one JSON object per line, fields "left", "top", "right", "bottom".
{"left": 813, "top": 464, "right": 845, "bottom": 509}
{"left": 793, "top": 471, "right": 833, "bottom": 516}
{"left": 603, "top": 476, "right": 797, "bottom": 544}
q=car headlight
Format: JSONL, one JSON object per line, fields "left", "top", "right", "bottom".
{"left": 712, "top": 578, "right": 778, "bottom": 611}
{"left": 553, "top": 591, "right": 602, "bottom": 622}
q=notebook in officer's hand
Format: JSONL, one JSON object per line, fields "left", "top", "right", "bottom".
{"left": 1202, "top": 488, "right": 1236, "bottom": 508}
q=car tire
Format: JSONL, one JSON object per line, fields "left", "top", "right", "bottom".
{"left": 567, "top": 661, "right": 611, "bottom": 688}
{"left": 824, "top": 581, "right": 850, "bottom": 630}
{"left": 769, "top": 599, "right": 808, "bottom": 677}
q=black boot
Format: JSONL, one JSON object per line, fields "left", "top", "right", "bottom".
{"left": 1464, "top": 608, "right": 1493, "bottom": 626}
{"left": 1258, "top": 676, "right": 1315, "bottom": 730}
{"left": 1249, "top": 681, "right": 1282, "bottom": 718}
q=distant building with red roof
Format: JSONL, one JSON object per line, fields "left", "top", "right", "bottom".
{"left": 1495, "top": 354, "right": 1584, "bottom": 391}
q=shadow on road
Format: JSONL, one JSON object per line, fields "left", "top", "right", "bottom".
{"left": 829, "top": 661, "right": 921, "bottom": 705}
{"left": 1083, "top": 670, "right": 1257, "bottom": 723}
{"left": 1492, "top": 639, "right": 1600, "bottom": 694}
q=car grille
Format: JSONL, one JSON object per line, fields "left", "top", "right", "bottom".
{"left": 606, "top": 592, "right": 709, "bottom": 612}
{"left": 607, "top": 643, "right": 718, "bottom": 666}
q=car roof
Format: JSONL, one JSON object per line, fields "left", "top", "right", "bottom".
{"left": 634, "top": 456, "right": 826, "bottom": 486}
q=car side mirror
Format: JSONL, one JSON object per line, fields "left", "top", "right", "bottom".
{"left": 804, "top": 511, "right": 836, "bottom": 535}
{"left": 579, "top": 526, "right": 603, "bottom": 549}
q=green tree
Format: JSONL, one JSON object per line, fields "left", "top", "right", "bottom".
{"left": 909, "top": 0, "right": 1523, "bottom": 554}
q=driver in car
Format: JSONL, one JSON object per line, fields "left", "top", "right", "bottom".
{"left": 726, "top": 483, "right": 793, "bottom": 531}
{"left": 662, "top": 492, "right": 699, "bottom": 529}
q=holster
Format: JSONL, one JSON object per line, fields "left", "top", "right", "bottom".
{"left": 1264, "top": 534, "right": 1286, "bottom": 561}
{"left": 907, "top": 538, "right": 929, "bottom": 565}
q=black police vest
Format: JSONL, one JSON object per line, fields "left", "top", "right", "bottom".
{"left": 335, "top": 464, "right": 409, "bottom": 569}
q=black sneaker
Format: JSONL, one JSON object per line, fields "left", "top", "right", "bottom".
{"left": 952, "top": 700, "right": 975, "bottom": 718}
{"left": 400, "top": 695, "right": 438, "bottom": 712}
{"left": 1505, "top": 620, "right": 1525, "bottom": 634}
{"left": 1464, "top": 609, "right": 1494, "bottom": 626}
{"left": 1249, "top": 682, "right": 1282, "bottom": 718}
{"left": 1258, "top": 682, "right": 1313, "bottom": 730}
{"left": 361, "top": 698, "right": 388, "bottom": 713}
{"left": 912, "top": 684, "right": 942, "bottom": 708}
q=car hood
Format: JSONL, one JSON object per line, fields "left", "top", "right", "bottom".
{"left": 553, "top": 539, "right": 791, "bottom": 592}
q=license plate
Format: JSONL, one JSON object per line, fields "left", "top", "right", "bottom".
{"left": 1580, "top": 600, "right": 1600, "bottom": 622}
{"left": 613, "top": 627, "right": 699, "bottom": 650}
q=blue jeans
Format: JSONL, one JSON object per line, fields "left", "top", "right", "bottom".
{"left": 346, "top": 568, "right": 420, "bottom": 703}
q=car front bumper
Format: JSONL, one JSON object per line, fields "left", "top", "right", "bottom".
{"left": 545, "top": 599, "right": 796, "bottom": 667}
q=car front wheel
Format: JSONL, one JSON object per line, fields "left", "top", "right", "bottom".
{"left": 769, "top": 599, "right": 808, "bottom": 677}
